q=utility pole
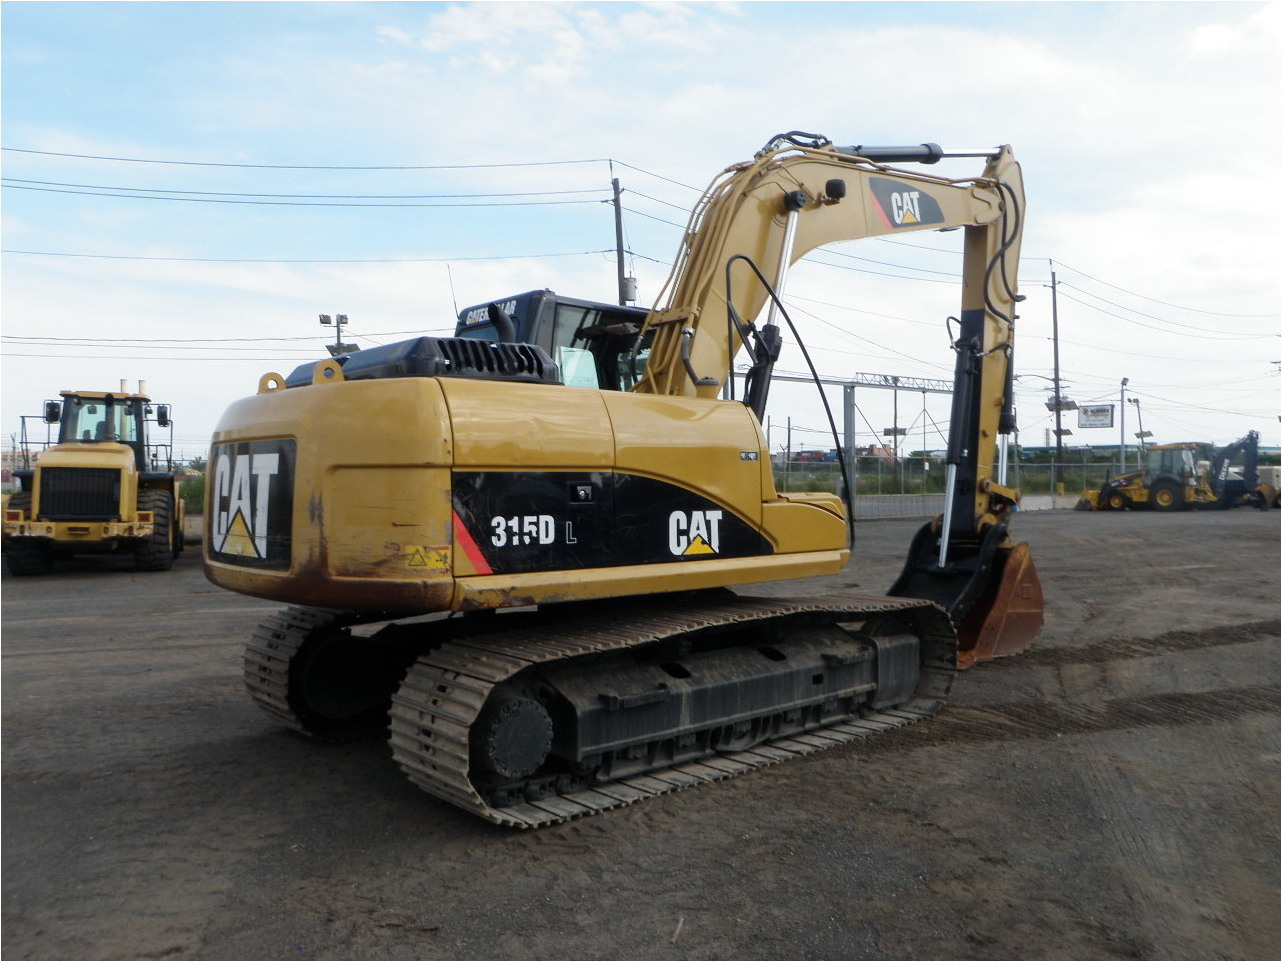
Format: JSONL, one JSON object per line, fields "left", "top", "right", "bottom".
{"left": 882, "top": 377, "right": 906, "bottom": 494}
{"left": 610, "top": 178, "right": 636, "bottom": 307}
{"left": 1130, "top": 396, "right": 1149, "bottom": 455}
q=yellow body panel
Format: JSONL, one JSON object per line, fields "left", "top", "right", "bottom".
{"left": 762, "top": 494, "right": 847, "bottom": 553}
{"left": 605, "top": 391, "right": 766, "bottom": 525}
{"left": 444, "top": 379, "right": 613, "bottom": 469}
{"left": 206, "top": 377, "right": 454, "bottom": 610}
{"left": 204, "top": 374, "right": 850, "bottom": 613}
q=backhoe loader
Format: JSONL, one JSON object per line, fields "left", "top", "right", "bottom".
{"left": 1078, "top": 432, "right": 1271, "bottom": 511}
{"left": 204, "top": 133, "right": 1044, "bottom": 827}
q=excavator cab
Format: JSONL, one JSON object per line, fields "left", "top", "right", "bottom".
{"left": 455, "top": 290, "right": 653, "bottom": 392}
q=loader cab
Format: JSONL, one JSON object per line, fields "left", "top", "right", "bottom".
{"left": 48, "top": 392, "right": 171, "bottom": 471}
{"left": 455, "top": 290, "right": 652, "bottom": 391}
{"left": 1145, "top": 445, "right": 1196, "bottom": 484}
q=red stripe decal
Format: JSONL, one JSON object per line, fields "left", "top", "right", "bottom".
{"left": 452, "top": 509, "right": 492, "bottom": 575}
{"left": 870, "top": 192, "right": 894, "bottom": 230}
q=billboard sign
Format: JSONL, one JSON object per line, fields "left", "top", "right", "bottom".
{"left": 1077, "top": 404, "right": 1115, "bottom": 429}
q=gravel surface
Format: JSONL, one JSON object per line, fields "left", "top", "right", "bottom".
{"left": 3, "top": 508, "right": 1278, "bottom": 960}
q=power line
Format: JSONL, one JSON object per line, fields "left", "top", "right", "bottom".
{"left": 2, "top": 352, "right": 317, "bottom": 361}
{"left": 622, "top": 189, "right": 694, "bottom": 213}
{"left": 1058, "top": 283, "right": 1276, "bottom": 336}
{"left": 876, "top": 240, "right": 1278, "bottom": 321}
{"left": 1052, "top": 334, "right": 1271, "bottom": 362}
{"left": 819, "top": 246, "right": 961, "bottom": 279}
{"left": 3, "top": 183, "right": 607, "bottom": 208}
{"left": 1053, "top": 257, "right": 1277, "bottom": 318}
{"left": 1130, "top": 389, "right": 1274, "bottom": 420}
{"left": 618, "top": 205, "right": 686, "bottom": 230}
{"left": 609, "top": 160, "right": 701, "bottom": 193}
{"left": 3, "top": 177, "right": 609, "bottom": 202}
{"left": 1, "top": 146, "right": 613, "bottom": 171}
{"left": 4, "top": 333, "right": 354, "bottom": 344}
{"left": 6, "top": 148, "right": 1278, "bottom": 334}
{"left": 2, "top": 342, "right": 320, "bottom": 354}
{"left": 1055, "top": 289, "right": 1276, "bottom": 340}
{"left": 2, "top": 248, "right": 615, "bottom": 264}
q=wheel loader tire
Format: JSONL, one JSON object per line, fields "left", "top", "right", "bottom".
{"left": 1107, "top": 492, "right": 1128, "bottom": 511}
{"left": 3, "top": 493, "right": 53, "bottom": 576}
{"left": 5, "top": 539, "right": 54, "bottom": 576}
{"left": 134, "top": 489, "right": 176, "bottom": 571}
{"left": 1150, "top": 482, "right": 1181, "bottom": 512}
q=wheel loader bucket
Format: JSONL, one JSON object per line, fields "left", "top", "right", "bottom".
{"left": 953, "top": 540, "right": 1044, "bottom": 669}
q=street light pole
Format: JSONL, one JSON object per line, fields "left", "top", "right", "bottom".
{"left": 1050, "top": 267, "right": 1064, "bottom": 491}
{"left": 319, "top": 313, "right": 351, "bottom": 357}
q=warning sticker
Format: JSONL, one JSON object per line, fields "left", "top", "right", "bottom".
{"left": 405, "top": 545, "right": 451, "bottom": 571}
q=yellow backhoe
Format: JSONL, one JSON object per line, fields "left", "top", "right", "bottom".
{"left": 1078, "top": 432, "right": 1272, "bottom": 511}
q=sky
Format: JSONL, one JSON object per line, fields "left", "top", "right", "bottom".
{"left": 3, "top": 0, "right": 1279, "bottom": 466}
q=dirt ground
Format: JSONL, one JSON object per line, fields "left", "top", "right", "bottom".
{"left": 2, "top": 508, "right": 1278, "bottom": 961}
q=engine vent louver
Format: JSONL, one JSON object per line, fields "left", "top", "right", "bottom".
{"left": 285, "top": 337, "right": 561, "bottom": 388}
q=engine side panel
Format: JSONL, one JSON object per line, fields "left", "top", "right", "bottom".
{"left": 205, "top": 376, "right": 850, "bottom": 614}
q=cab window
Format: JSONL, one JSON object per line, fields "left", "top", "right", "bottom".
{"left": 551, "top": 304, "right": 649, "bottom": 391}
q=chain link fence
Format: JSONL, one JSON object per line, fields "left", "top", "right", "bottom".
{"left": 773, "top": 456, "right": 1115, "bottom": 519}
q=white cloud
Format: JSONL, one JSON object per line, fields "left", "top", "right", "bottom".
{"left": 1186, "top": 2, "right": 1280, "bottom": 60}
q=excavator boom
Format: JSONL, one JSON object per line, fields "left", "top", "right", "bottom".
{"left": 616, "top": 134, "right": 1040, "bottom": 662}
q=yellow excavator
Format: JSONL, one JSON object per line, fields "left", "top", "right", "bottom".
{"left": 204, "top": 132, "right": 1043, "bottom": 827}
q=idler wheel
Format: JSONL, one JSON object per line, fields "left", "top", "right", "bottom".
{"left": 472, "top": 690, "right": 554, "bottom": 779}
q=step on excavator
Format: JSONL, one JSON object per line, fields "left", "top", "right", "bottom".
{"left": 204, "top": 133, "right": 1044, "bottom": 827}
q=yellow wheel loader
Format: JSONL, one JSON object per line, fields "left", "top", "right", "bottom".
{"left": 4, "top": 384, "right": 185, "bottom": 575}
{"left": 204, "top": 133, "right": 1044, "bottom": 827}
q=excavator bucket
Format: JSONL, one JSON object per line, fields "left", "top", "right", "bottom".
{"left": 953, "top": 540, "right": 1044, "bottom": 668}
{"left": 890, "top": 522, "right": 1045, "bottom": 670}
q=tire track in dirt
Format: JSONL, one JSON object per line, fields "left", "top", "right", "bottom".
{"left": 1018, "top": 620, "right": 1279, "bottom": 668}
{"left": 943, "top": 685, "right": 1276, "bottom": 741}
{"left": 832, "top": 683, "right": 1278, "bottom": 761}
{"left": 1076, "top": 748, "right": 1214, "bottom": 953}
{"left": 848, "top": 620, "right": 1279, "bottom": 754}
